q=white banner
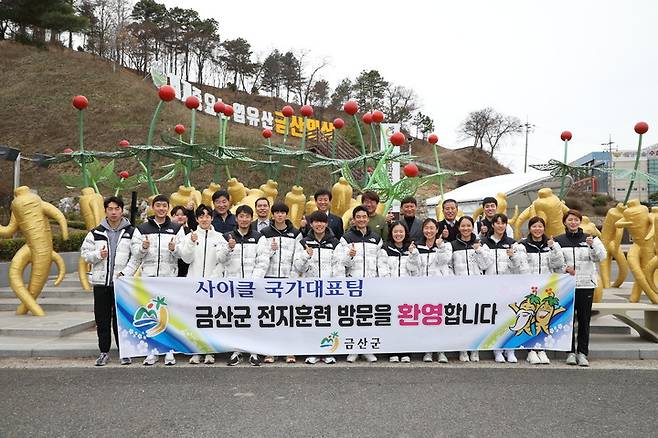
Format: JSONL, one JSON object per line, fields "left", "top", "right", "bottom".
{"left": 115, "top": 274, "right": 575, "bottom": 358}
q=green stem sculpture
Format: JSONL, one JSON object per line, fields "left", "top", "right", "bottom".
{"left": 433, "top": 144, "right": 445, "bottom": 204}
{"left": 300, "top": 117, "right": 308, "bottom": 150}
{"left": 77, "top": 110, "right": 89, "bottom": 188}
{"left": 625, "top": 132, "right": 644, "bottom": 204}
{"left": 559, "top": 139, "right": 569, "bottom": 198}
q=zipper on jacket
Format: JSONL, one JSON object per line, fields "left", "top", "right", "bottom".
{"left": 362, "top": 241, "right": 366, "bottom": 276}
{"left": 277, "top": 236, "right": 282, "bottom": 278}
{"left": 495, "top": 249, "right": 499, "bottom": 275}
{"left": 240, "top": 240, "right": 245, "bottom": 278}
{"left": 156, "top": 232, "right": 161, "bottom": 277}
{"left": 572, "top": 246, "right": 576, "bottom": 274}
{"left": 202, "top": 230, "right": 208, "bottom": 277}
{"left": 317, "top": 245, "right": 322, "bottom": 277}
{"left": 398, "top": 254, "right": 401, "bottom": 277}
{"left": 465, "top": 248, "right": 470, "bottom": 275}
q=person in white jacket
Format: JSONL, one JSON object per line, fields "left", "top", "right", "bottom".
{"left": 179, "top": 204, "right": 226, "bottom": 365}
{"left": 294, "top": 210, "right": 343, "bottom": 365}
{"left": 340, "top": 205, "right": 383, "bottom": 363}
{"left": 482, "top": 214, "right": 527, "bottom": 364}
{"left": 515, "top": 216, "right": 565, "bottom": 365}
{"left": 254, "top": 202, "right": 301, "bottom": 364}
{"left": 218, "top": 205, "right": 265, "bottom": 367}
{"left": 122, "top": 194, "right": 186, "bottom": 366}
{"left": 416, "top": 218, "right": 452, "bottom": 364}
{"left": 80, "top": 196, "right": 136, "bottom": 367}
{"left": 380, "top": 221, "right": 419, "bottom": 363}
{"left": 450, "top": 216, "right": 493, "bottom": 363}
{"left": 555, "top": 209, "right": 606, "bottom": 367}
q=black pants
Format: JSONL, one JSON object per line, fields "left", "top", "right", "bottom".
{"left": 571, "top": 288, "right": 594, "bottom": 355}
{"left": 94, "top": 285, "right": 119, "bottom": 353}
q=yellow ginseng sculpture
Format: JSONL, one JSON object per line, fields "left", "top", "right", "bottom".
{"left": 615, "top": 199, "right": 658, "bottom": 304}
{"left": 512, "top": 188, "right": 568, "bottom": 240}
{"left": 285, "top": 185, "right": 306, "bottom": 228}
{"left": 170, "top": 185, "right": 201, "bottom": 209}
{"left": 202, "top": 182, "right": 222, "bottom": 207}
{"left": 305, "top": 199, "right": 317, "bottom": 215}
{"left": 0, "top": 186, "right": 68, "bottom": 316}
{"left": 331, "top": 177, "right": 353, "bottom": 217}
{"left": 77, "top": 188, "right": 104, "bottom": 291}
{"left": 227, "top": 178, "right": 247, "bottom": 205}
{"left": 260, "top": 180, "right": 279, "bottom": 205}
{"left": 581, "top": 215, "right": 606, "bottom": 302}
{"left": 599, "top": 204, "right": 628, "bottom": 288}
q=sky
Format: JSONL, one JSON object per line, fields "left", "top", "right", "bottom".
{"left": 163, "top": 0, "right": 658, "bottom": 172}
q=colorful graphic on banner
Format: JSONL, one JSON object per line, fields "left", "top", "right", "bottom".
{"left": 115, "top": 274, "right": 576, "bottom": 358}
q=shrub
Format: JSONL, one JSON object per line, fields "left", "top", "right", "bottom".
{"left": 563, "top": 197, "right": 583, "bottom": 211}
{"left": 594, "top": 206, "right": 608, "bottom": 216}
{"left": 592, "top": 195, "right": 608, "bottom": 207}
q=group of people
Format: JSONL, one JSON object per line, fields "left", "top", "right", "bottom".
{"left": 81, "top": 188, "right": 606, "bottom": 368}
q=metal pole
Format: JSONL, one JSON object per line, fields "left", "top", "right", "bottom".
{"left": 13, "top": 153, "right": 20, "bottom": 191}
{"left": 523, "top": 126, "right": 529, "bottom": 173}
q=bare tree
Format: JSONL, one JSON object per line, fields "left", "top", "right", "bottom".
{"left": 459, "top": 107, "right": 522, "bottom": 156}
{"left": 383, "top": 85, "right": 418, "bottom": 124}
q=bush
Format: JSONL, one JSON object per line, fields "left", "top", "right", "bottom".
{"left": 594, "top": 206, "right": 608, "bottom": 216}
{"left": 0, "top": 231, "right": 87, "bottom": 261}
{"left": 563, "top": 197, "right": 583, "bottom": 211}
{"left": 592, "top": 195, "right": 608, "bottom": 207}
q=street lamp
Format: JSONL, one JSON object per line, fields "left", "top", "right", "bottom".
{"left": 0, "top": 145, "right": 21, "bottom": 192}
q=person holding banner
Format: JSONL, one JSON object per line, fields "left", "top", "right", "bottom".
{"left": 81, "top": 196, "right": 136, "bottom": 366}
{"left": 255, "top": 202, "right": 302, "bottom": 364}
{"left": 482, "top": 213, "right": 526, "bottom": 364}
{"left": 555, "top": 209, "right": 606, "bottom": 367}
{"left": 416, "top": 218, "right": 453, "bottom": 363}
{"left": 294, "top": 210, "right": 343, "bottom": 365}
{"left": 515, "top": 216, "right": 565, "bottom": 365}
{"left": 340, "top": 205, "right": 384, "bottom": 363}
{"left": 380, "top": 221, "right": 420, "bottom": 363}
{"left": 179, "top": 204, "right": 227, "bottom": 365}
{"left": 218, "top": 204, "right": 264, "bottom": 367}
{"left": 450, "top": 216, "right": 493, "bottom": 362}
{"left": 123, "top": 194, "right": 186, "bottom": 366}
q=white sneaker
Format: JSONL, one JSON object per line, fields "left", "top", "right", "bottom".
{"left": 459, "top": 351, "right": 470, "bottom": 362}
{"left": 537, "top": 350, "right": 550, "bottom": 365}
{"left": 323, "top": 356, "right": 336, "bottom": 364}
{"left": 346, "top": 354, "right": 358, "bottom": 363}
{"left": 389, "top": 355, "right": 399, "bottom": 363}
{"left": 401, "top": 356, "right": 411, "bottom": 363}
{"left": 566, "top": 353, "right": 577, "bottom": 365}
{"left": 494, "top": 350, "right": 505, "bottom": 363}
{"left": 505, "top": 350, "right": 517, "bottom": 363}
{"left": 527, "top": 350, "right": 540, "bottom": 365}
{"left": 204, "top": 354, "right": 215, "bottom": 364}
{"left": 364, "top": 353, "right": 377, "bottom": 363}
{"left": 305, "top": 356, "right": 320, "bottom": 364}
{"left": 143, "top": 354, "right": 157, "bottom": 366}
{"left": 164, "top": 351, "right": 176, "bottom": 366}
{"left": 423, "top": 352, "right": 433, "bottom": 362}
{"left": 470, "top": 351, "right": 479, "bottom": 362}
{"left": 189, "top": 354, "right": 201, "bottom": 364}
{"left": 576, "top": 353, "right": 589, "bottom": 367}
{"left": 437, "top": 352, "right": 448, "bottom": 363}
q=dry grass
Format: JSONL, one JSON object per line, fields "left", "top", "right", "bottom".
{"left": 0, "top": 41, "right": 509, "bottom": 203}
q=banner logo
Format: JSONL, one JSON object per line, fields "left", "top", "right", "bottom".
{"left": 509, "top": 287, "right": 565, "bottom": 336}
{"left": 133, "top": 296, "right": 169, "bottom": 338}
{"left": 320, "top": 332, "right": 340, "bottom": 353}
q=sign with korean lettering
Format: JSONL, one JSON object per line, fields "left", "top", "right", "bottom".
{"left": 114, "top": 274, "right": 575, "bottom": 358}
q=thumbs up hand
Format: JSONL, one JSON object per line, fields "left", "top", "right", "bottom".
{"left": 349, "top": 243, "right": 356, "bottom": 258}
{"left": 142, "top": 236, "right": 150, "bottom": 250}
{"left": 271, "top": 238, "right": 278, "bottom": 251}
{"left": 100, "top": 245, "right": 108, "bottom": 259}
{"left": 228, "top": 234, "right": 236, "bottom": 249}
{"left": 191, "top": 232, "right": 198, "bottom": 243}
{"left": 586, "top": 235, "right": 594, "bottom": 247}
{"left": 168, "top": 237, "right": 175, "bottom": 252}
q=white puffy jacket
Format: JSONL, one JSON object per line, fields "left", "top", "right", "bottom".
{"left": 179, "top": 227, "right": 226, "bottom": 278}
{"left": 516, "top": 237, "right": 565, "bottom": 275}
{"left": 293, "top": 231, "right": 344, "bottom": 277}
{"left": 217, "top": 228, "right": 264, "bottom": 278}
{"left": 555, "top": 229, "right": 606, "bottom": 288}
{"left": 254, "top": 220, "right": 301, "bottom": 278}
{"left": 80, "top": 218, "right": 135, "bottom": 286}
{"left": 482, "top": 235, "right": 527, "bottom": 275}
{"left": 126, "top": 216, "right": 185, "bottom": 277}
{"left": 378, "top": 243, "right": 420, "bottom": 277}
{"left": 339, "top": 227, "right": 384, "bottom": 278}
{"left": 450, "top": 235, "right": 493, "bottom": 276}
{"left": 416, "top": 239, "right": 452, "bottom": 276}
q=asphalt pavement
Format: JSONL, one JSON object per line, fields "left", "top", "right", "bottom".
{"left": 2, "top": 366, "right": 657, "bottom": 437}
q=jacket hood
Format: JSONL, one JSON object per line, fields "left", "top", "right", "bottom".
{"left": 101, "top": 217, "right": 131, "bottom": 232}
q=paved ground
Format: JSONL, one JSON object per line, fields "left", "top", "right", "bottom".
{"left": 1, "top": 363, "right": 657, "bottom": 437}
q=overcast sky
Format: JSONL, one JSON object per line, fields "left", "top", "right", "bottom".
{"left": 163, "top": 0, "right": 658, "bottom": 172}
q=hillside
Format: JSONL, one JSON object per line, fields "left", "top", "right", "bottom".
{"left": 0, "top": 41, "right": 510, "bottom": 204}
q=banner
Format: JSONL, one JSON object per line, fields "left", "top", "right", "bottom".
{"left": 115, "top": 274, "right": 575, "bottom": 358}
